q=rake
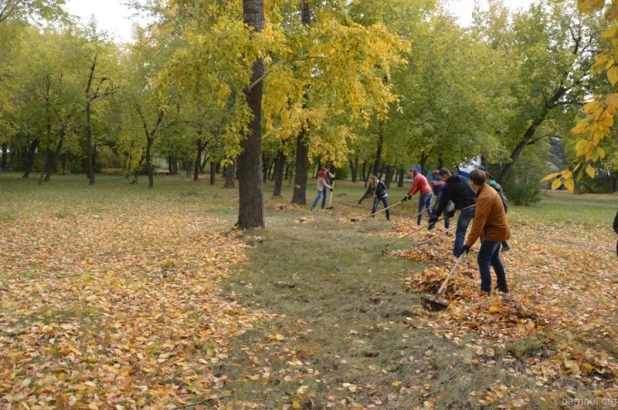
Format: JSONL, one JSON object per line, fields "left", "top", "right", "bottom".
{"left": 420, "top": 254, "right": 465, "bottom": 311}
{"left": 325, "top": 180, "right": 336, "bottom": 209}
{"left": 381, "top": 216, "right": 445, "bottom": 254}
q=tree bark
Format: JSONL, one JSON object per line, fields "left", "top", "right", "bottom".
{"left": 1, "top": 143, "right": 7, "bottom": 172}
{"left": 185, "top": 160, "right": 192, "bottom": 178}
{"left": 22, "top": 139, "right": 38, "bottom": 178}
{"left": 372, "top": 119, "right": 384, "bottom": 177}
{"left": 398, "top": 167, "right": 404, "bottom": 187}
{"left": 45, "top": 123, "right": 67, "bottom": 182}
{"left": 272, "top": 149, "right": 286, "bottom": 197}
{"left": 146, "top": 137, "right": 154, "bottom": 188}
{"left": 224, "top": 161, "right": 236, "bottom": 188}
{"left": 85, "top": 55, "right": 97, "bottom": 186}
{"left": 385, "top": 165, "right": 394, "bottom": 189}
{"left": 210, "top": 161, "right": 216, "bottom": 185}
{"left": 350, "top": 156, "right": 358, "bottom": 182}
{"left": 291, "top": 129, "right": 309, "bottom": 205}
{"left": 194, "top": 140, "right": 206, "bottom": 181}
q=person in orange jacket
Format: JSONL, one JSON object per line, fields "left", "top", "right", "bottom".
{"left": 462, "top": 169, "right": 511, "bottom": 298}
{"left": 402, "top": 168, "right": 433, "bottom": 225}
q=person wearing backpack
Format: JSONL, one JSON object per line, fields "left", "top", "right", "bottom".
{"left": 359, "top": 175, "right": 391, "bottom": 221}
{"left": 485, "top": 172, "right": 511, "bottom": 252}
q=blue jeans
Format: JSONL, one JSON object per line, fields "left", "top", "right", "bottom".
{"left": 434, "top": 201, "right": 453, "bottom": 229}
{"left": 454, "top": 206, "right": 475, "bottom": 257}
{"left": 417, "top": 193, "right": 433, "bottom": 224}
{"left": 311, "top": 189, "right": 325, "bottom": 210}
{"left": 477, "top": 239, "right": 508, "bottom": 294}
{"left": 321, "top": 187, "right": 328, "bottom": 208}
{"left": 372, "top": 196, "right": 390, "bottom": 220}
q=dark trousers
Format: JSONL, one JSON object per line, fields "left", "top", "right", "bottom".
{"left": 372, "top": 196, "right": 390, "bottom": 220}
{"left": 477, "top": 239, "right": 508, "bottom": 294}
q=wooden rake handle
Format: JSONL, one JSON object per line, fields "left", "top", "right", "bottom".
{"left": 433, "top": 254, "right": 465, "bottom": 300}
{"left": 382, "top": 217, "right": 445, "bottom": 248}
{"left": 370, "top": 200, "right": 404, "bottom": 216}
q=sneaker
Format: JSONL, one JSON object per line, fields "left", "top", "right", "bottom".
{"left": 502, "top": 245, "right": 510, "bottom": 252}
{"left": 499, "top": 291, "right": 511, "bottom": 301}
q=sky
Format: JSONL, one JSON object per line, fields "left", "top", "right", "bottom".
{"left": 64, "top": 0, "right": 538, "bottom": 44}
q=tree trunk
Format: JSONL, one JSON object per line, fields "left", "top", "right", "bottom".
{"left": 362, "top": 161, "right": 368, "bottom": 187}
{"left": 22, "top": 139, "right": 38, "bottom": 178}
{"left": 419, "top": 151, "right": 429, "bottom": 175}
{"left": 146, "top": 137, "right": 154, "bottom": 188}
{"left": 350, "top": 156, "right": 358, "bottom": 182}
{"left": 497, "top": 115, "right": 545, "bottom": 185}
{"left": 194, "top": 140, "right": 206, "bottom": 181}
{"left": 291, "top": 129, "right": 309, "bottom": 205}
{"left": 185, "top": 160, "right": 192, "bottom": 178}
{"left": 168, "top": 156, "right": 173, "bottom": 174}
{"left": 1, "top": 143, "right": 8, "bottom": 172}
{"left": 45, "top": 123, "right": 67, "bottom": 182}
{"left": 224, "top": 161, "right": 236, "bottom": 188}
{"left": 372, "top": 119, "right": 384, "bottom": 177}
{"left": 262, "top": 154, "right": 270, "bottom": 183}
{"left": 398, "top": 167, "right": 404, "bottom": 187}
{"left": 210, "top": 161, "right": 216, "bottom": 185}
{"left": 385, "top": 165, "right": 394, "bottom": 189}
{"left": 172, "top": 156, "right": 178, "bottom": 175}
{"left": 86, "top": 100, "right": 95, "bottom": 185}
{"left": 272, "top": 149, "right": 286, "bottom": 197}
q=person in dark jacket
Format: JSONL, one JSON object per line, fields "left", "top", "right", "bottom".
{"left": 359, "top": 175, "right": 391, "bottom": 221}
{"left": 614, "top": 210, "right": 618, "bottom": 256}
{"left": 428, "top": 168, "right": 477, "bottom": 256}
{"left": 431, "top": 170, "right": 453, "bottom": 229}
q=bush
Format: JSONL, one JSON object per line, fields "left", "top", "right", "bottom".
{"left": 503, "top": 180, "right": 541, "bottom": 206}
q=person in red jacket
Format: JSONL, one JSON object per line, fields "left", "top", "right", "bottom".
{"left": 402, "top": 168, "right": 433, "bottom": 225}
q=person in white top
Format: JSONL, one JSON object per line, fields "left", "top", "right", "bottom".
{"left": 311, "top": 167, "right": 334, "bottom": 210}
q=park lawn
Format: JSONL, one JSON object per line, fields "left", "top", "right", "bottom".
{"left": 0, "top": 173, "right": 617, "bottom": 409}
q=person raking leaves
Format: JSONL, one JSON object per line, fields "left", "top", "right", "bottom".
{"left": 461, "top": 169, "right": 511, "bottom": 299}
{"left": 359, "top": 175, "right": 391, "bottom": 221}
{"left": 402, "top": 168, "right": 433, "bottom": 225}
{"left": 427, "top": 168, "right": 477, "bottom": 257}
{"left": 310, "top": 167, "right": 335, "bottom": 211}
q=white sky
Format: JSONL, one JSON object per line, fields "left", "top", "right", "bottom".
{"left": 65, "top": 0, "right": 539, "bottom": 44}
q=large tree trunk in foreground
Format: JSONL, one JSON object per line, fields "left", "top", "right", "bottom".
{"left": 236, "top": 0, "right": 265, "bottom": 228}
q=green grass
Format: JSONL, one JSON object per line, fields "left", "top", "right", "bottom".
{"left": 1, "top": 172, "right": 616, "bottom": 408}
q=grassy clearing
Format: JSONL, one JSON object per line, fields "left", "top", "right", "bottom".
{"left": 1, "top": 173, "right": 617, "bottom": 409}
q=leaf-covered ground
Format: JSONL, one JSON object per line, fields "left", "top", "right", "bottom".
{"left": 1, "top": 176, "right": 617, "bottom": 409}
{"left": 389, "top": 218, "right": 618, "bottom": 408}
{"left": 0, "top": 212, "right": 273, "bottom": 408}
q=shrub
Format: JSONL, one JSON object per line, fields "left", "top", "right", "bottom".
{"left": 503, "top": 180, "right": 541, "bottom": 206}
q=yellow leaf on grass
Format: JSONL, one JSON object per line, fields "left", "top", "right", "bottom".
{"left": 392, "top": 381, "right": 402, "bottom": 387}
{"left": 551, "top": 179, "right": 562, "bottom": 190}
{"left": 488, "top": 306, "right": 500, "bottom": 314}
{"left": 292, "top": 401, "right": 302, "bottom": 409}
{"left": 89, "top": 404, "right": 99, "bottom": 410}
